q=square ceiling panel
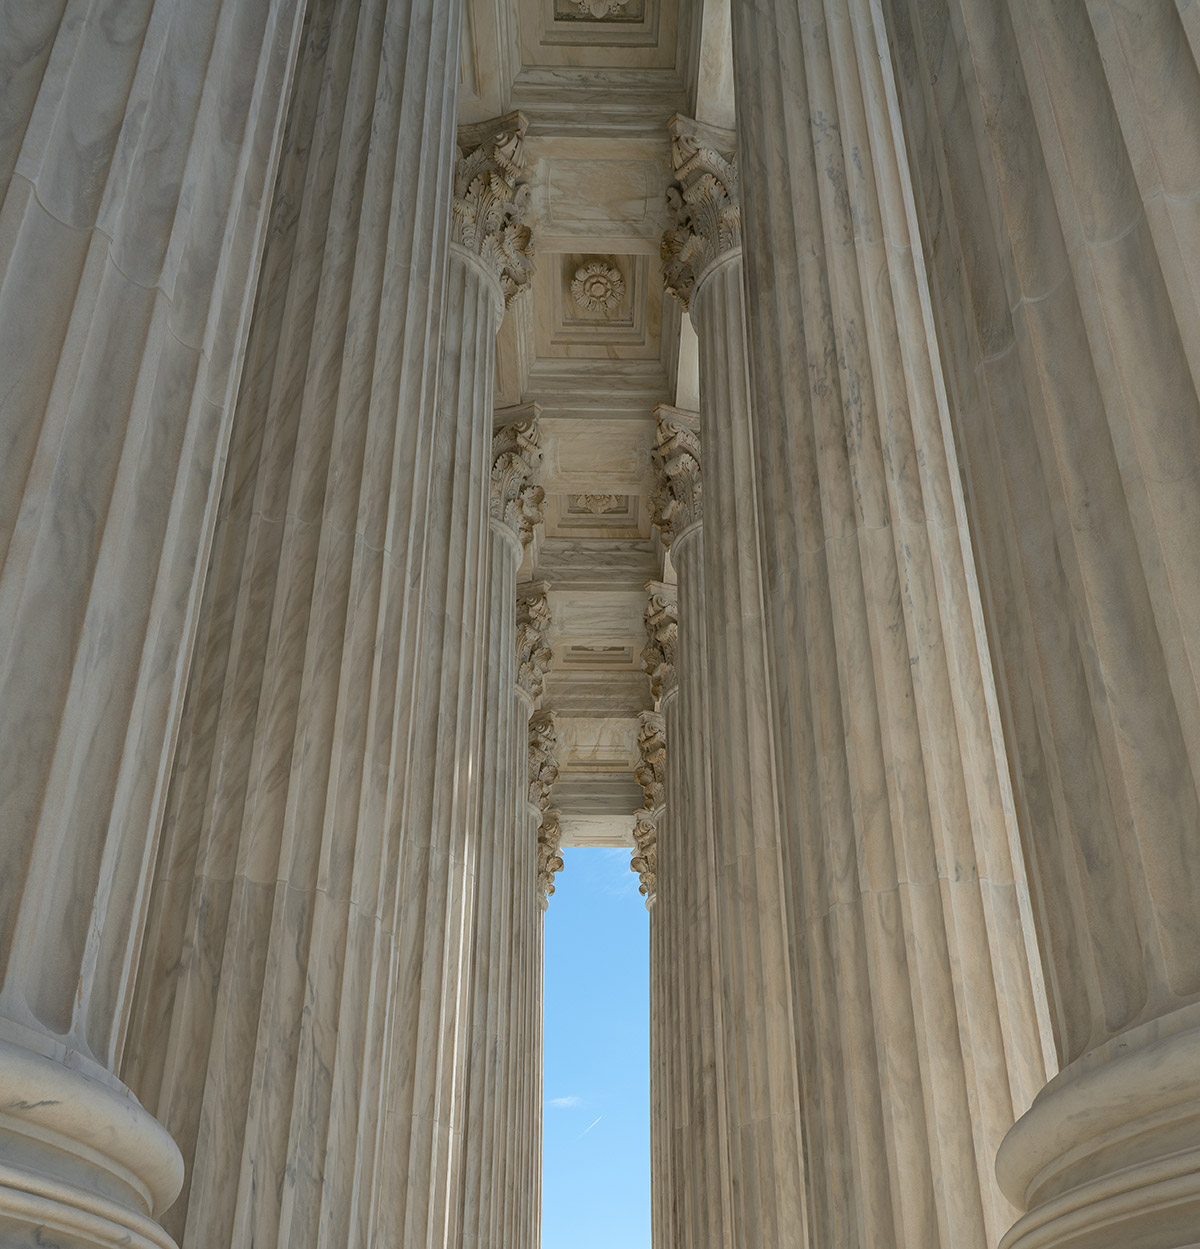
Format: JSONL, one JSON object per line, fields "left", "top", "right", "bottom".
{"left": 520, "top": 0, "right": 678, "bottom": 64}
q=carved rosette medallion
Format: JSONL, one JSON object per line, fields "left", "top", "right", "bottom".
{"left": 516, "top": 586, "right": 553, "bottom": 704}
{"left": 661, "top": 115, "right": 740, "bottom": 311}
{"left": 491, "top": 417, "right": 545, "bottom": 545}
{"left": 635, "top": 710, "right": 667, "bottom": 810}
{"left": 453, "top": 112, "right": 535, "bottom": 308}
{"left": 641, "top": 581, "right": 678, "bottom": 703}
{"left": 571, "top": 261, "right": 625, "bottom": 314}
{"left": 575, "top": 493, "right": 624, "bottom": 514}
{"left": 630, "top": 808, "right": 658, "bottom": 902}
{"left": 648, "top": 406, "right": 702, "bottom": 546}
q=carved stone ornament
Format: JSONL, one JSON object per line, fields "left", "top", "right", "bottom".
{"left": 537, "top": 810, "right": 565, "bottom": 908}
{"left": 527, "top": 709, "right": 560, "bottom": 813}
{"left": 635, "top": 710, "right": 667, "bottom": 810}
{"left": 575, "top": 493, "right": 625, "bottom": 514}
{"left": 648, "top": 406, "right": 701, "bottom": 545}
{"left": 491, "top": 417, "right": 545, "bottom": 545}
{"left": 571, "top": 260, "right": 625, "bottom": 313}
{"left": 630, "top": 808, "right": 657, "bottom": 901}
{"left": 661, "top": 114, "right": 740, "bottom": 311}
{"left": 454, "top": 112, "right": 535, "bottom": 307}
{"left": 571, "top": 0, "right": 633, "bottom": 17}
{"left": 516, "top": 586, "right": 553, "bottom": 703}
{"left": 641, "top": 581, "right": 678, "bottom": 703}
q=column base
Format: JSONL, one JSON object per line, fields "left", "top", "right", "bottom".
{"left": 0, "top": 1037, "right": 181, "bottom": 1249}
{"left": 998, "top": 1020, "right": 1200, "bottom": 1249}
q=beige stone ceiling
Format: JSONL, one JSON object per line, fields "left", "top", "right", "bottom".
{"left": 461, "top": 0, "right": 699, "bottom": 846}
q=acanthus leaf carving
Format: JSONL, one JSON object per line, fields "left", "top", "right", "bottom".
{"left": 516, "top": 585, "right": 553, "bottom": 703}
{"left": 635, "top": 710, "right": 666, "bottom": 811}
{"left": 492, "top": 415, "right": 545, "bottom": 545}
{"left": 527, "top": 708, "right": 559, "bottom": 814}
{"left": 648, "top": 405, "right": 701, "bottom": 545}
{"left": 454, "top": 112, "right": 535, "bottom": 307}
{"left": 661, "top": 114, "right": 740, "bottom": 311}
{"left": 641, "top": 581, "right": 678, "bottom": 704}
{"left": 537, "top": 810, "right": 565, "bottom": 908}
{"left": 630, "top": 807, "right": 657, "bottom": 902}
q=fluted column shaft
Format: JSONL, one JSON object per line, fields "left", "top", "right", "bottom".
{"left": 0, "top": 2, "right": 306, "bottom": 1245}
{"left": 687, "top": 251, "right": 787, "bottom": 1249}
{"left": 460, "top": 520, "right": 519, "bottom": 1249}
{"left": 374, "top": 233, "right": 503, "bottom": 1249}
{"left": 727, "top": 4, "right": 1055, "bottom": 1242}
{"left": 669, "top": 522, "right": 732, "bottom": 1249}
{"left": 460, "top": 419, "right": 544, "bottom": 1249}
{"left": 883, "top": 2, "right": 1200, "bottom": 1245}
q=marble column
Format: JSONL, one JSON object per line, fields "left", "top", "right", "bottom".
{"left": 459, "top": 414, "right": 545, "bottom": 1249}
{"left": 512, "top": 584, "right": 553, "bottom": 1249}
{"left": 729, "top": 6, "right": 1055, "bottom": 1246}
{"left": 646, "top": 406, "right": 735, "bottom": 1249}
{"left": 0, "top": 2, "right": 306, "bottom": 1245}
{"left": 638, "top": 583, "right": 683, "bottom": 1248}
{"left": 882, "top": 3, "right": 1200, "bottom": 1245}
{"left": 118, "top": 49, "right": 529, "bottom": 1245}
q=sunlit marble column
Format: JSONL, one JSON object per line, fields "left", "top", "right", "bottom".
{"left": 0, "top": 2, "right": 307, "bottom": 1244}
{"left": 512, "top": 585, "right": 552, "bottom": 1249}
{"left": 729, "top": 5, "right": 1055, "bottom": 1246}
{"left": 662, "top": 118, "right": 800, "bottom": 1249}
{"left": 118, "top": 60, "right": 527, "bottom": 1247}
{"left": 647, "top": 407, "right": 734, "bottom": 1249}
{"left": 459, "top": 414, "right": 545, "bottom": 1249}
{"left": 638, "top": 583, "right": 682, "bottom": 1248}
{"left": 882, "top": 3, "right": 1200, "bottom": 1245}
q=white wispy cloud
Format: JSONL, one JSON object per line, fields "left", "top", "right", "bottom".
{"left": 548, "top": 1095, "right": 581, "bottom": 1109}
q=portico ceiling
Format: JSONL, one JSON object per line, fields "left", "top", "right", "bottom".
{"left": 459, "top": 0, "right": 710, "bottom": 846}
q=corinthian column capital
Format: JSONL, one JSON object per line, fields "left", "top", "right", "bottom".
{"left": 516, "top": 583, "right": 554, "bottom": 704}
{"left": 630, "top": 808, "right": 658, "bottom": 903}
{"left": 537, "top": 811, "right": 565, "bottom": 909}
{"left": 661, "top": 113, "right": 740, "bottom": 310}
{"left": 527, "top": 709, "right": 560, "bottom": 814}
{"left": 635, "top": 709, "right": 667, "bottom": 811}
{"left": 642, "top": 581, "right": 679, "bottom": 703}
{"left": 454, "top": 111, "right": 535, "bottom": 306}
{"left": 492, "top": 409, "right": 545, "bottom": 546}
{"left": 649, "top": 404, "right": 702, "bottom": 545}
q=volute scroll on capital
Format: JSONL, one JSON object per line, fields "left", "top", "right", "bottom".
{"left": 661, "top": 114, "right": 740, "bottom": 311}
{"left": 491, "top": 414, "right": 545, "bottom": 547}
{"left": 648, "top": 405, "right": 701, "bottom": 546}
{"left": 453, "top": 111, "right": 535, "bottom": 308}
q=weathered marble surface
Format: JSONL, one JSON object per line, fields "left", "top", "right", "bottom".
{"left": 0, "top": 0, "right": 307, "bottom": 1243}
{"left": 729, "top": 6, "right": 1055, "bottom": 1244}
{"left": 118, "top": 3, "right": 470, "bottom": 1245}
{"left": 884, "top": 1, "right": 1200, "bottom": 1244}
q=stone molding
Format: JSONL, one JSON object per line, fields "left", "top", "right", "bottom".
{"left": 515, "top": 583, "right": 553, "bottom": 703}
{"left": 454, "top": 112, "right": 535, "bottom": 307}
{"left": 635, "top": 709, "right": 667, "bottom": 810}
{"left": 641, "top": 580, "right": 678, "bottom": 703}
{"left": 648, "top": 405, "right": 701, "bottom": 546}
{"left": 491, "top": 414, "right": 545, "bottom": 546}
{"left": 661, "top": 113, "right": 740, "bottom": 311}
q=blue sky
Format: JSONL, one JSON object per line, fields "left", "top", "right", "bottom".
{"left": 541, "top": 846, "right": 651, "bottom": 1249}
